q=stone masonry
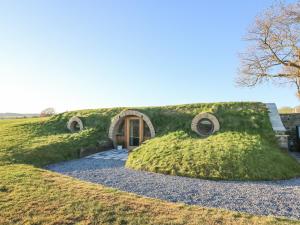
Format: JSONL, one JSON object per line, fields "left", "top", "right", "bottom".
{"left": 108, "top": 110, "right": 156, "bottom": 147}
{"left": 280, "top": 113, "right": 300, "bottom": 151}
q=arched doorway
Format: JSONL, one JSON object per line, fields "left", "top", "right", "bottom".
{"left": 108, "top": 110, "right": 155, "bottom": 150}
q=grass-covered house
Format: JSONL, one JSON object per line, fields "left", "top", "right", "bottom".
{"left": 64, "top": 102, "right": 299, "bottom": 181}
{"left": 2, "top": 101, "right": 298, "bottom": 181}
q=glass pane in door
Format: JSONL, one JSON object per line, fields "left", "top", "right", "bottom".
{"left": 129, "top": 119, "right": 140, "bottom": 146}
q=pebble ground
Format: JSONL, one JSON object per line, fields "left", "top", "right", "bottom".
{"left": 46, "top": 157, "right": 300, "bottom": 220}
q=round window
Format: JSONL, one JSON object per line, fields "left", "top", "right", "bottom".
{"left": 196, "top": 118, "right": 214, "bottom": 136}
{"left": 191, "top": 112, "right": 220, "bottom": 137}
{"left": 71, "top": 121, "right": 81, "bottom": 132}
{"left": 67, "top": 116, "right": 84, "bottom": 132}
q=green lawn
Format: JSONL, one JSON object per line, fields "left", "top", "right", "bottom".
{"left": 1, "top": 103, "right": 300, "bottom": 224}
{"left": 1, "top": 164, "right": 299, "bottom": 225}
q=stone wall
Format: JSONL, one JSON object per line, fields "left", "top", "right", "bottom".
{"left": 280, "top": 113, "right": 300, "bottom": 151}
{"left": 275, "top": 134, "right": 289, "bottom": 149}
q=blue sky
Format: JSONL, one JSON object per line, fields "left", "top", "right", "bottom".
{"left": 0, "top": 0, "right": 297, "bottom": 113}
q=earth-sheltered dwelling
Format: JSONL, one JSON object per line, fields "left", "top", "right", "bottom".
{"left": 66, "top": 102, "right": 288, "bottom": 151}
{"left": 61, "top": 102, "right": 299, "bottom": 180}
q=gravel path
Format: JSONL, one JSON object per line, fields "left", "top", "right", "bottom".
{"left": 46, "top": 157, "right": 300, "bottom": 220}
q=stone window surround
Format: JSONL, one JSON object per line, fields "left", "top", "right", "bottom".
{"left": 67, "top": 116, "right": 84, "bottom": 132}
{"left": 191, "top": 112, "right": 220, "bottom": 137}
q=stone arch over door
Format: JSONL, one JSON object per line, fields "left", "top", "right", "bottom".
{"left": 108, "top": 110, "right": 155, "bottom": 147}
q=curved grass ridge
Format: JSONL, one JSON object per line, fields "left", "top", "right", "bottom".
{"left": 126, "top": 131, "right": 300, "bottom": 180}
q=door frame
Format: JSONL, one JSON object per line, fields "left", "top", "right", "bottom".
{"left": 125, "top": 116, "right": 144, "bottom": 150}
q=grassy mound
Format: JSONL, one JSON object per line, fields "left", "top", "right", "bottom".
{"left": 125, "top": 102, "right": 300, "bottom": 180}
{"left": 126, "top": 131, "right": 299, "bottom": 180}
{"left": 0, "top": 108, "right": 123, "bottom": 167}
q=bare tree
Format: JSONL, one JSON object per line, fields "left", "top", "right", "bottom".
{"left": 40, "top": 108, "right": 56, "bottom": 117}
{"left": 237, "top": 1, "right": 300, "bottom": 97}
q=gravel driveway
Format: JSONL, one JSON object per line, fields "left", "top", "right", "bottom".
{"left": 46, "top": 157, "right": 300, "bottom": 220}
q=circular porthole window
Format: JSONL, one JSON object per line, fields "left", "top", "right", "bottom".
{"left": 191, "top": 113, "right": 220, "bottom": 137}
{"left": 70, "top": 121, "right": 81, "bottom": 132}
{"left": 67, "top": 116, "right": 84, "bottom": 132}
{"left": 197, "top": 118, "right": 214, "bottom": 136}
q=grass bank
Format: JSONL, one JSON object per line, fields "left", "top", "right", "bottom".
{"left": 126, "top": 131, "right": 299, "bottom": 180}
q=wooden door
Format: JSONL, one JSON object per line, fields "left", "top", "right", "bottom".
{"left": 125, "top": 116, "right": 144, "bottom": 150}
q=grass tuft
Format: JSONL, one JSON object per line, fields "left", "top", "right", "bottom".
{"left": 0, "top": 185, "right": 9, "bottom": 192}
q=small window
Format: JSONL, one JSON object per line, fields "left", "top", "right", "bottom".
{"left": 67, "top": 116, "right": 83, "bottom": 132}
{"left": 71, "top": 121, "right": 81, "bottom": 132}
{"left": 191, "top": 112, "right": 220, "bottom": 137}
{"left": 197, "top": 119, "right": 214, "bottom": 136}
